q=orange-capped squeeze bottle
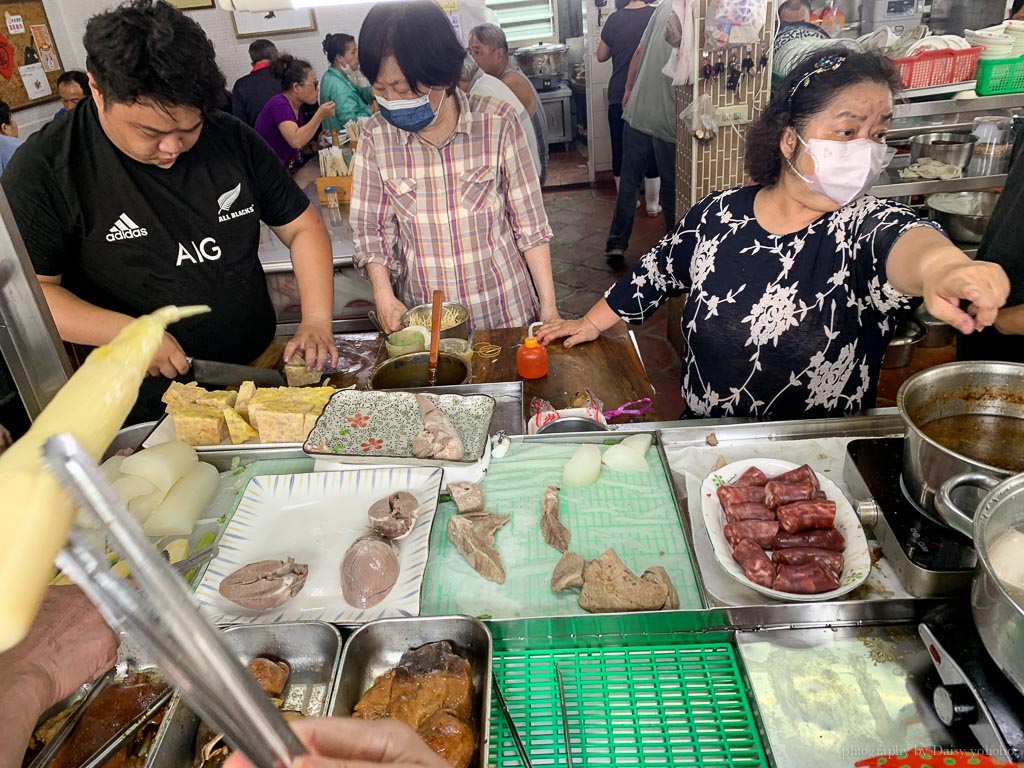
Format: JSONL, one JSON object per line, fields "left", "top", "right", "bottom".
{"left": 517, "top": 321, "right": 549, "bottom": 379}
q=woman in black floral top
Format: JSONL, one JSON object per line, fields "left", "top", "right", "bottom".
{"left": 538, "top": 48, "right": 1010, "bottom": 420}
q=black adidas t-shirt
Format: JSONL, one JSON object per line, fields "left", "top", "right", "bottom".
{"left": 1, "top": 101, "right": 309, "bottom": 366}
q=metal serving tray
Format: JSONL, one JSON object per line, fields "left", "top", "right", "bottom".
{"left": 147, "top": 622, "right": 342, "bottom": 768}
{"left": 330, "top": 615, "right": 493, "bottom": 768}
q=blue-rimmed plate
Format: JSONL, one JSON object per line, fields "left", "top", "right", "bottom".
{"left": 194, "top": 467, "right": 443, "bottom": 624}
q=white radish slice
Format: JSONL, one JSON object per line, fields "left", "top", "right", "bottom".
{"left": 144, "top": 462, "right": 219, "bottom": 537}
{"left": 99, "top": 455, "right": 126, "bottom": 484}
{"left": 602, "top": 443, "right": 650, "bottom": 473}
{"left": 110, "top": 474, "right": 156, "bottom": 502}
{"left": 562, "top": 444, "right": 602, "bottom": 488}
{"left": 120, "top": 441, "right": 198, "bottom": 491}
{"left": 128, "top": 486, "right": 169, "bottom": 524}
{"left": 621, "top": 434, "right": 652, "bottom": 457}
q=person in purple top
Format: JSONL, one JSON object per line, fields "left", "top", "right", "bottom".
{"left": 254, "top": 54, "right": 335, "bottom": 171}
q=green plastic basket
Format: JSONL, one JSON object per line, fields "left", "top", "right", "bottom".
{"left": 976, "top": 55, "right": 1024, "bottom": 95}
{"left": 490, "top": 644, "right": 767, "bottom": 767}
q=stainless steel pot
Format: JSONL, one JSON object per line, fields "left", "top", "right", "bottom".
{"left": 513, "top": 43, "right": 569, "bottom": 80}
{"left": 369, "top": 352, "right": 470, "bottom": 389}
{"left": 881, "top": 316, "right": 925, "bottom": 369}
{"left": 926, "top": 191, "right": 999, "bottom": 244}
{"left": 909, "top": 131, "right": 978, "bottom": 168}
{"left": 400, "top": 301, "right": 470, "bottom": 341}
{"left": 896, "top": 361, "right": 1024, "bottom": 519}
{"left": 937, "top": 472, "right": 1024, "bottom": 696}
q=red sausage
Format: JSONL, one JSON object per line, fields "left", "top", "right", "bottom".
{"left": 724, "top": 520, "right": 780, "bottom": 548}
{"left": 772, "top": 527, "right": 846, "bottom": 552}
{"left": 772, "top": 547, "right": 844, "bottom": 576}
{"left": 774, "top": 562, "right": 840, "bottom": 594}
{"left": 764, "top": 481, "right": 816, "bottom": 509}
{"left": 717, "top": 485, "right": 765, "bottom": 508}
{"left": 776, "top": 500, "right": 836, "bottom": 534}
{"left": 774, "top": 464, "right": 820, "bottom": 491}
{"left": 724, "top": 502, "right": 777, "bottom": 523}
{"left": 732, "top": 538, "right": 775, "bottom": 588}
{"left": 734, "top": 467, "right": 770, "bottom": 487}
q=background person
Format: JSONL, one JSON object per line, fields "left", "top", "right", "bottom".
{"left": 468, "top": 23, "right": 548, "bottom": 186}
{"left": 352, "top": 1, "right": 558, "bottom": 333}
{"left": 255, "top": 54, "right": 335, "bottom": 172}
{"left": 0, "top": 100, "right": 21, "bottom": 172}
{"left": 319, "top": 33, "right": 372, "bottom": 133}
{"left": 54, "top": 70, "right": 90, "bottom": 119}
{"left": 540, "top": 49, "right": 1009, "bottom": 421}
{"left": 231, "top": 38, "right": 280, "bottom": 127}
{"left": 597, "top": 0, "right": 660, "bottom": 215}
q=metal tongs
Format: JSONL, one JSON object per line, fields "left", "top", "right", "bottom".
{"left": 43, "top": 434, "right": 306, "bottom": 768}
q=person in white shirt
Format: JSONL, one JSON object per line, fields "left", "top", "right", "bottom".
{"left": 458, "top": 55, "right": 541, "bottom": 178}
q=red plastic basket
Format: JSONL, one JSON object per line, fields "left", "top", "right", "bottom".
{"left": 891, "top": 46, "right": 984, "bottom": 90}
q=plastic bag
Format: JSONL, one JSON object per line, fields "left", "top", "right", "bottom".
{"left": 704, "top": 0, "right": 768, "bottom": 52}
{"left": 527, "top": 390, "right": 607, "bottom": 434}
{"left": 680, "top": 93, "right": 719, "bottom": 143}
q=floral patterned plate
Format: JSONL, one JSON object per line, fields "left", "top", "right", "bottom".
{"left": 303, "top": 390, "right": 495, "bottom": 465}
{"left": 700, "top": 458, "right": 871, "bottom": 602}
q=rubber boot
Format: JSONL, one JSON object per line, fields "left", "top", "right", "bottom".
{"left": 645, "top": 176, "right": 662, "bottom": 217}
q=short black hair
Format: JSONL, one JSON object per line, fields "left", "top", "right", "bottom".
{"left": 779, "top": 0, "right": 813, "bottom": 12}
{"left": 0, "top": 100, "right": 11, "bottom": 128}
{"left": 745, "top": 46, "right": 900, "bottom": 186}
{"left": 360, "top": 1, "right": 465, "bottom": 94}
{"left": 1013, "top": 0, "right": 1024, "bottom": 17}
{"left": 248, "top": 39, "right": 277, "bottom": 65}
{"left": 84, "top": 0, "right": 225, "bottom": 112}
{"left": 269, "top": 54, "right": 313, "bottom": 92}
{"left": 57, "top": 70, "right": 89, "bottom": 93}
{"left": 323, "top": 33, "right": 355, "bottom": 65}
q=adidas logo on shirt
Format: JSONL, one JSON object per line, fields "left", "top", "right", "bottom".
{"left": 106, "top": 212, "right": 148, "bottom": 242}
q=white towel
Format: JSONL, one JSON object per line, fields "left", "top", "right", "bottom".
{"left": 662, "top": 0, "right": 697, "bottom": 86}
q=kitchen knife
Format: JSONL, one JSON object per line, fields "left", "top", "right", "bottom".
{"left": 187, "top": 358, "right": 285, "bottom": 388}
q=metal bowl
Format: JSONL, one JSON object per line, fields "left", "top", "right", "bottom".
{"left": 914, "top": 305, "right": 956, "bottom": 348}
{"left": 536, "top": 416, "right": 609, "bottom": 434}
{"left": 369, "top": 352, "right": 470, "bottom": 389}
{"left": 909, "top": 132, "right": 978, "bottom": 168}
{"left": 401, "top": 302, "right": 470, "bottom": 341}
{"left": 926, "top": 191, "right": 999, "bottom": 245}
{"left": 881, "top": 316, "right": 926, "bottom": 369}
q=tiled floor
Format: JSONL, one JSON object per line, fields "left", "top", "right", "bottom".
{"left": 544, "top": 143, "right": 590, "bottom": 187}
{"left": 543, "top": 174, "right": 684, "bottom": 420}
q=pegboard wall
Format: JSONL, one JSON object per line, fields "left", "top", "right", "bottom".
{"left": 0, "top": 0, "right": 64, "bottom": 113}
{"left": 675, "top": 0, "right": 775, "bottom": 213}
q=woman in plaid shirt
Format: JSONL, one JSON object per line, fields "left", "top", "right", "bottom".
{"left": 351, "top": 1, "right": 560, "bottom": 333}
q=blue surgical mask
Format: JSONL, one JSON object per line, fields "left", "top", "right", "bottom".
{"left": 376, "top": 90, "right": 442, "bottom": 133}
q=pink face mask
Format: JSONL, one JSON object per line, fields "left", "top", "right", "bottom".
{"left": 787, "top": 133, "right": 888, "bottom": 206}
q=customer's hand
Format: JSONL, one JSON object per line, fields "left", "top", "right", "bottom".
{"left": 536, "top": 317, "right": 600, "bottom": 348}
{"left": 375, "top": 296, "right": 409, "bottom": 334}
{"left": 223, "top": 718, "right": 447, "bottom": 768}
{"left": 922, "top": 261, "right": 1010, "bottom": 334}
{"left": 317, "top": 101, "right": 337, "bottom": 122}
{"left": 285, "top": 320, "right": 339, "bottom": 371}
{"left": 149, "top": 332, "right": 189, "bottom": 378}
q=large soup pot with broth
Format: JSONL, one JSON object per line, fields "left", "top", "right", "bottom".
{"left": 896, "top": 362, "right": 1024, "bottom": 525}
{"left": 953, "top": 472, "right": 1024, "bottom": 696}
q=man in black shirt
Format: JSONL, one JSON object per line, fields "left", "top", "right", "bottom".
{"left": 957, "top": 131, "right": 1024, "bottom": 363}
{"left": 1, "top": 0, "right": 336, "bottom": 422}
{"left": 232, "top": 38, "right": 281, "bottom": 127}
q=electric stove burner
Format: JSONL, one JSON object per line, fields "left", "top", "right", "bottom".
{"left": 844, "top": 438, "right": 976, "bottom": 597}
{"left": 919, "top": 600, "right": 1024, "bottom": 762}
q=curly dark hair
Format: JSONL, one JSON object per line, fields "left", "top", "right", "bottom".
{"left": 84, "top": 0, "right": 225, "bottom": 112}
{"left": 323, "top": 33, "right": 356, "bottom": 66}
{"left": 360, "top": 1, "right": 465, "bottom": 94}
{"left": 745, "top": 47, "right": 901, "bottom": 186}
{"left": 269, "top": 54, "right": 313, "bottom": 92}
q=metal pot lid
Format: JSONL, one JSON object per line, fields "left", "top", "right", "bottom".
{"left": 514, "top": 42, "right": 569, "bottom": 55}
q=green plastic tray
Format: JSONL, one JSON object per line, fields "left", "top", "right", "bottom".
{"left": 489, "top": 644, "right": 767, "bottom": 767}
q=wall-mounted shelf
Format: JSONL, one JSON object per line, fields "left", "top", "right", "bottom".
{"left": 897, "top": 80, "right": 978, "bottom": 100}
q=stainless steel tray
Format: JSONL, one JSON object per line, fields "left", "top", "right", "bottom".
{"left": 330, "top": 615, "right": 492, "bottom": 768}
{"left": 147, "top": 622, "right": 342, "bottom": 768}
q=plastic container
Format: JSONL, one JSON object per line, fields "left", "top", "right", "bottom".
{"left": 891, "top": 46, "right": 983, "bottom": 90}
{"left": 976, "top": 54, "right": 1024, "bottom": 95}
{"left": 969, "top": 116, "right": 1013, "bottom": 175}
{"left": 516, "top": 322, "right": 548, "bottom": 379}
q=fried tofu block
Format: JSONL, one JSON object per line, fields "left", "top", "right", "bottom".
{"left": 162, "top": 381, "right": 206, "bottom": 411}
{"left": 172, "top": 405, "right": 228, "bottom": 446}
{"left": 244, "top": 387, "right": 334, "bottom": 443}
{"left": 235, "top": 381, "right": 257, "bottom": 421}
{"left": 285, "top": 353, "right": 324, "bottom": 387}
{"left": 255, "top": 407, "right": 307, "bottom": 443}
{"left": 195, "top": 390, "right": 238, "bottom": 409}
{"left": 223, "top": 407, "right": 258, "bottom": 445}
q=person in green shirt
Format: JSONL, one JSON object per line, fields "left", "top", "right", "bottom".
{"left": 320, "top": 33, "right": 373, "bottom": 133}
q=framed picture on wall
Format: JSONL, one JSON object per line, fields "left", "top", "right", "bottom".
{"left": 166, "top": 0, "right": 215, "bottom": 8}
{"left": 231, "top": 10, "right": 317, "bottom": 38}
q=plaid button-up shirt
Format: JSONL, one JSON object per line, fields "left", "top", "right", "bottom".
{"left": 351, "top": 89, "right": 552, "bottom": 331}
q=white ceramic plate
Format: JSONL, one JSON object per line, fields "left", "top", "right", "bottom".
{"left": 195, "top": 467, "right": 443, "bottom": 624}
{"left": 700, "top": 458, "right": 870, "bottom": 602}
